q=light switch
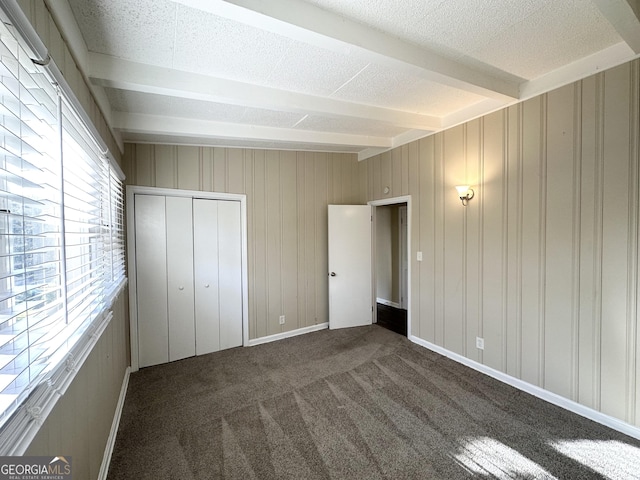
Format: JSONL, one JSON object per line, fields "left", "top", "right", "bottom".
{"left": 417, "top": 251, "right": 423, "bottom": 261}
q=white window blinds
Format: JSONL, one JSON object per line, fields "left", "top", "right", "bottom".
{"left": 0, "top": 17, "right": 125, "bottom": 433}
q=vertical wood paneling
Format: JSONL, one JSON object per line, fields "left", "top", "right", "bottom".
{"left": 338, "top": 153, "right": 349, "bottom": 203}
{"left": 177, "top": 146, "right": 200, "bottom": 190}
{"left": 627, "top": 60, "right": 639, "bottom": 425}
{"left": 408, "top": 141, "right": 420, "bottom": 337}
{"left": 327, "top": 154, "right": 335, "bottom": 203}
{"left": 381, "top": 151, "right": 392, "bottom": 198}
{"left": 357, "top": 158, "right": 368, "bottom": 203}
{"left": 315, "top": 154, "right": 329, "bottom": 325}
{"left": 227, "top": 148, "right": 245, "bottom": 194}
{"left": 506, "top": 105, "right": 521, "bottom": 377}
{"left": 401, "top": 144, "right": 410, "bottom": 196}
{"left": 201, "top": 148, "right": 214, "bottom": 191}
{"left": 434, "top": 133, "right": 445, "bottom": 345}
{"left": 134, "top": 144, "right": 154, "bottom": 186}
{"left": 244, "top": 150, "right": 256, "bottom": 337}
{"left": 343, "top": 155, "right": 354, "bottom": 203}
{"left": 578, "top": 73, "right": 597, "bottom": 407}
{"left": 443, "top": 126, "right": 464, "bottom": 354}
{"left": 419, "top": 136, "right": 436, "bottom": 341}
{"left": 368, "top": 155, "right": 376, "bottom": 200}
{"left": 266, "top": 151, "right": 282, "bottom": 334}
{"left": 71, "top": 371, "right": 90, "bottom": 480}
{"left": 521, "top": 96, "right": 544, "bottom": 386}
{"left": 296, "top": 154, "right": 308, "bottom": 327}
{"left": 482, "top": 111, "right": 506, "bottom": 371}
{"left": 281, "top": 152, "right": 298, "bottom": 330}
{"left": 571, "top": 83, "right": 583, "bottom": 399}
{"left": 155, "top": 145, "right": 177, "bottom": 188}
{"left": 600, "top": 63, "right": 632, "bottom": 420}
{"left": 465, "top": 119, "right": 481, "bottom": 362}
{"left": 123, "top": 144, "right": 135, "bottom": 183}
{"left": 213, "top": 148, "right": 227, "bottom": 192}
{"left": 304, "top": 152, "right": 317, "bottom": 324}
{"left": 351, "top": 160, "right": 361, "bottom": 204}
{"left": 544, "top": 84, "right": 575, "bottom": 399}
{"left": 632, "top": 60, "right": 640, "bottom": 426}
{"left": 252, "top": 151, "right": 268, "bottom": 339}
{"left": 392, "top": 147, "right": 402, "bottom": 196}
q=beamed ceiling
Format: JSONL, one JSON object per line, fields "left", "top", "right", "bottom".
{"left": 47, "top": 0, "right": 640, "bottom": 159}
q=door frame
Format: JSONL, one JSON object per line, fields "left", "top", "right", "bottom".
{"left": 369, "top": 195, "right": 412, "bottom": 336}
{"left": 399, "top": 205, "right": 408, "bottom": 310}
{"left": 126, "top": 185, "right": 249, "bottom": 372}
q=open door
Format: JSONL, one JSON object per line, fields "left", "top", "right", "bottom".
{"left": 328, "top": 205, "right": 373, "bottom": 329}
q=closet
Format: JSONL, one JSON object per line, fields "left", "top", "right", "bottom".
{"left": 131, "top": 191, "right": 243, "bottom": 369}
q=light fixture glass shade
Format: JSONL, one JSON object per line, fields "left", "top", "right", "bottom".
{"left": 455, "top": 185, "right": 470, "bottom": 197}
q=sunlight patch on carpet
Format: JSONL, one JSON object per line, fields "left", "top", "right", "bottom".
{"left": 454, "top": 436, "right": 557, "bottom": 479}
{"left": 549, "top": 439, "right": 640, "bottom": 479}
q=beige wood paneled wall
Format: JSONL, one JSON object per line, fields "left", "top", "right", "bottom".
{"left": 364, "top": 59, "right": 640, "bottom": 428}
{"left": 124, "top": 145, "right": 366, "bottom": 339}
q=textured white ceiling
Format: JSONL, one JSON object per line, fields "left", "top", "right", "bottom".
{"left": 60, "top": 0, "right": 640, "bottom": 158}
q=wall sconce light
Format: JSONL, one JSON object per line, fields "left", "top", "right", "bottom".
{"left": 455, "top": 185, "right": 474, "bottom": 206}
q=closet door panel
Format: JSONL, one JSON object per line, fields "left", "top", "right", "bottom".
{"left": 218, "top": 200, "right": 243, "bottom": 349}
{"left": 193, "top": 198, "right": 220, "bottom": 355}
{"left": 135, "top": 195, "right": 169, "bottom": 368}
{"left": 166, "top": 196, "right": 196, "bottom": 362}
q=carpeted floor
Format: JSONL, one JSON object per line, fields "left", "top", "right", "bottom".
{"left": 107, "top": 325, "right": 640, "bottom": 479}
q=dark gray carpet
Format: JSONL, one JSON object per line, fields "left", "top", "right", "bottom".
{"left": 107, "top": 325, "right": 640, "bottom": 479}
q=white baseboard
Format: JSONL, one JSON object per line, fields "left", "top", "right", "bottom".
{"left": 98, "top": 366, "right": 131, "bottom": 480}
{"left": 409, "top": 335, "right": 640, "bottom": 441}
{"left": 248, "top": 322, "right": 329, "bottom": 346}
{"left": 376, "top": 298, "right": 401, "bottom": 309}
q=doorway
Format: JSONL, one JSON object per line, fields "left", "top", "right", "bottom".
{"left": 370, "top": 196, "right": 411, "bottom": 337}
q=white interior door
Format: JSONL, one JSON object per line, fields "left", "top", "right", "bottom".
{"left": 134, "top": 194, "right": 169, "bottom": 368}
{"left": 328, "top": 205, "right": 372, "bottom": 329}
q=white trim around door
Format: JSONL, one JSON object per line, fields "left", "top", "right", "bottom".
{"left": 369, "top": 195, "right": 412, "bottom": 336}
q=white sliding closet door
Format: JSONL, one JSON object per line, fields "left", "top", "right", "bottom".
{"left": 166, "top": 196, "right": 196, "bottom": 362}
{"left": 135, "top": 195, "right": 169, "bottom": 368}
{"left": 218, "top": 200, "right": 243, "bottom": 350}
{"left": 193, "top": 199, "right": 220, "bottom": 355}
{"left": 193, "top": 199, "right": 243, "bottom": 353}
{"left": 132, "top": 191, "right": 244, "bottom": 369}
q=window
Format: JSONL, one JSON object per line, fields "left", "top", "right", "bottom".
{"left": 0, "top": 17, "right": 125, "bottom": 433}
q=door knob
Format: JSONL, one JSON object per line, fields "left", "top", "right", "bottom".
{"left": 330, "top": 272, "right": 336, "bottom": 277}
{"left": 178, "top": 286, "right": 184, "bottom": 290}
{"left": 204, "top": 284, "right": 210, "bottom": 288}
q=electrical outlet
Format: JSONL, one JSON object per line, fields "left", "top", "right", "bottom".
{"left": 476, "top": 337, "right": 484, "bottom": 350}
{"left": 417, "top": 251, "right": 423, "bottom": 261}
{"left": 279, "top": 315, "right": 285, "bottom": 325}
